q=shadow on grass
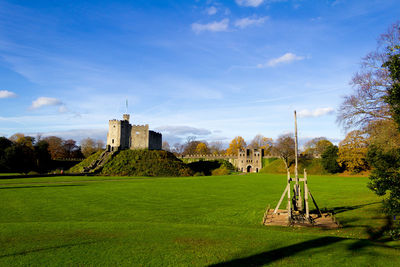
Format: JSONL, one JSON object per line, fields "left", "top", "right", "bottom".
{"left": 208, "top": 236, "right": 345, "bottom": 266}
{"left": 331, "top": 202, "right": 381, "bottom": 214}
{"left": 0, "top": 241, "right": 98, "bottom": 258}
{"left": 0, "top": 184, "right": 86, "bottom": 190}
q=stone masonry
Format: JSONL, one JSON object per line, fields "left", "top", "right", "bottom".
{"left": 106, "top": 114, "right": 162, "bottom": 152}
{"left": 237, "top": 148, "right": 264, "bottom": 173}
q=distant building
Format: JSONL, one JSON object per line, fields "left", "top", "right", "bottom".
{"left": 237, "top": 148, "right": 264, "bottom": 173}
{"left": 106, "top": 114, "right": 162, "bottom": 152}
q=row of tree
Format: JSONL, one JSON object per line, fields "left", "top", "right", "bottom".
{"left": 161, "top": 127, "right": 388, "bottom": 175}
{"left": 0, "top": 134, "right": 105, "bottom": 173}
{"left": 162, "top": 134, "right": 343, "bottom": 173}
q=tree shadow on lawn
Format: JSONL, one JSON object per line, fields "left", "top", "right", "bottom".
{"left": 0, "top": 184, "right": 86, "bottom": 190}
{"left": 330, "top": 202, "right": 381, "bottom": 215}
{"left": 209, "top": 234, "right": 399, "bottom": 266}
{"left": 209, "top": 236, "right": 346, "bottom": 266}
{"left": 0, "top": 240, "right": 98, "bottom": 258}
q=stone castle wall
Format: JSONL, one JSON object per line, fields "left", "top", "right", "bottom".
{"left": 131, "top": 124, "right": 149, "bottom": 149}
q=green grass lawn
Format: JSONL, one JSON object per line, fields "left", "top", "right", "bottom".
{"left": 0, "top": 173, "right": 399, "bottom": 266}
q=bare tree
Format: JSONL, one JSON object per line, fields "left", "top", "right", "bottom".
{"left": 209, "top": 141, "right": 224, "bottom": 154}
{"left": 80, "top": 138, "right": 97, "bottom": 158}
{"left": 303, "top": 137, "right": 332, "bottom": 158}
{"left": 337, "top": 22, "right": 400, "bottom": 130}
{"left": 95, "top": 140, "right": 105, "bottom": 150}
{"left": 172, "top": 142, "right": 184, "bottom": 155}
{"left": 248, "top": 134, "right": 273, "bottom": 154}
{"left": 272, "top": 134, "right": 295, "bottom": 170}
{"left": 162, "top": 141, "right": 171, "bottom": 152}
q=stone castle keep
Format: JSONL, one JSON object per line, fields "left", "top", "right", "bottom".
{"left": 106, "top": 114, "right": 162, "bottom": 152}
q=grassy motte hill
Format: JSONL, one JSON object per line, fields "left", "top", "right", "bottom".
{"left": 100, "top": 150, "right": 193, "bottom": 177}
{"left": 261, "top": 158, "right": 329, "bottom": 175}
{"left": 68, "top": 151, "right": 103, "bottom": 173}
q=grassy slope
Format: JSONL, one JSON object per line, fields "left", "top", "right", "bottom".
{"left": 0, "top": 174, "right": 399, "bottom": 266}
{"left": 261, "top": 158, "right": 329, "bottom": 175}
{"left": 68, "top": 151, "right": 103, "bottom": 173}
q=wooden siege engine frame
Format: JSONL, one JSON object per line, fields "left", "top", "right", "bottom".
{"left": 269, "top": 111, "right": 322, "bottom": 224}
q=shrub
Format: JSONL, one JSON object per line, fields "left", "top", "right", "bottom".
{"left": 211, "top": 167, "right": 229, "bottom": 176}
{"left": 187, "top": 160, "right": 235, "bottom": 176}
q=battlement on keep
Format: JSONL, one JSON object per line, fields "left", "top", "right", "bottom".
{"left": 106, "top": 114, "right": 162, "bottom": 152}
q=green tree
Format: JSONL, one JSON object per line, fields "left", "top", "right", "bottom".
{"left": 321, "top": 144, "right": 343, "bottom": 173}
{"left": 0, "top": 137, "right": 13, "bottom": 172}
{"left": 384, "top": 50, "right": 400, "bottom": 127}
{"left": 367, "top": 145, "right": 400, "bottom": 217}
{"left": 34, "top": 140, "right": 52, "bottom": 172}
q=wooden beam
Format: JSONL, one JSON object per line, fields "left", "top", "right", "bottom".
{"left": 273, "top": 184, "right": 289, "bottom": 214}
{"left": 304, "top": 169, "right": 310, "bottom": 219}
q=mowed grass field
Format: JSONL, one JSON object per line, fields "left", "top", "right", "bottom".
{"left": 0, "top": 173, "right": 400, "bottom": 266}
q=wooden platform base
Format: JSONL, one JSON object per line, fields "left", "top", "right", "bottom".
{"left": 263, "top": 209, "right": 339, "bottom": 228}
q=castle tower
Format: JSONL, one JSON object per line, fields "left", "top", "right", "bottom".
{"left": 106, "top": 115, "right": 131, "bottom": 152}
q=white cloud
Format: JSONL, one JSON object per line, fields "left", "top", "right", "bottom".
{"left": 261, "top": 53, "right": 305, "bottom": 67}
{"left": 31, "top": 97, "right": 63, "bottom": 109}
{"left": 0, "top": 90, "right": 17, "bottom": 98}
{"left": 234, "top": 16, "right": 268, "bottom": 29}
{"left": 235, "top": 0, "right": 264, "bottom": 7}
{"left": 298, "top": 107, "right": 334, "bottom": 118}
{"left": 206, "top": 6, "right": 217, "bottom": 15}
{"left": 191, "top": 19, "right": 229, "bottom": 33}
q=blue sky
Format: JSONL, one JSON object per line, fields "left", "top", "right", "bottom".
{"left": 0, "top": 0, "right": 399, "bottom": 146}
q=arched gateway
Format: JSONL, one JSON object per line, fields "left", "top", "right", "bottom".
{"left": 247, "top": 165, "right": 252, "bottom": 172}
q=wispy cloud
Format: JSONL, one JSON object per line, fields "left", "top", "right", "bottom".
{"left": 258, "top": 52, "right": 305, "bottom": 67}
{"left": 191, "top": 19, "right": 229, "bottom": 33}
{"left": 235, "top": 0, "right": 264, "bottom": 7}
{"left": 206, "top": 6, "right": 217, "bottom": 15}
{"left": 298, "top": 107, "right": 334, "bottom": 118}
{"left": 155, "top": 125, "right": 212, "bottom": 136}
{"left": 0, "top": 90, "right": 17, "bottom": 99}
{"left": 31, "top": 97, "right": 63, "bottom": 109}
{"left": 38, "top": 128, "right": 108, "bottom": 143}
{"left": 234, "top": 16, "right": 268, "bottom": 29}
